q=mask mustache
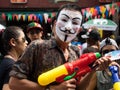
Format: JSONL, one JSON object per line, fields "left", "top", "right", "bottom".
{"left": 60, "top": 29, "right": 76, "bottom": 34}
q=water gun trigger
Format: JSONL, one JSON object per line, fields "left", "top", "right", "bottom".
{"left": 64, "top": 72, "right": 76, "bottom": 81}
{"left": 56, "top": 74, "right": 67, "bottom": 83}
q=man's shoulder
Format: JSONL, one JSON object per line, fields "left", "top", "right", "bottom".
{"left": 28, "top": 38, "right": 56, "bottom": 49}
{"left": 69, "top": 45, "right": 80, "bottom": 57}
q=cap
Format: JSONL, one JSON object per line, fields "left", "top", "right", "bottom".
{"left": 81, "top": 29, "right": 100, "bottom": 41}
{"left": 100, "top": 37, "right": 119, "bottom": 50}
{"left": 27, "top": 22, "right": 43, "bottom": 32}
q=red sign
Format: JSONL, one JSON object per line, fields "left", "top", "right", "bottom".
{"left": 10, "top": 0, "right": 27, "bottom": 3}
{"left": 99, "top": 0, "right": 112, "bottom": 3}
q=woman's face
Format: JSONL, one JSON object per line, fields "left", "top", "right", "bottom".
{"left": 101, "top": 45, "right": 117, "bottom": 56}
{"left": 15, "top": 31, "right": 28, "bottom": 55}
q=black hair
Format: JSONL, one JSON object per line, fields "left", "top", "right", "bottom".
{"left": 100, "top": 37, "right": 118, "bottom": 54}
{"left": 0, "top": 26, "right": 23, "bottom": 56}
{"left": 56, "top": 3, "right": 83, "bottom": 25}
{"left": 51, "top": 15, "right": 56, "bottom": 27}
{"left": 105, "top": 37, "right": 113, "bottom": 45}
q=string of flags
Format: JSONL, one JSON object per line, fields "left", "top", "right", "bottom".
{"left": 82, "top": 2, "right": 120, "bottom": 21}
{"left": 0, "top": 2, "right": 120, "bottom": 23}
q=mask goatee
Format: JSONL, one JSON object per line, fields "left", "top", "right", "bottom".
{"left": 64, "top": 35, "right": 68, "bottom": 42}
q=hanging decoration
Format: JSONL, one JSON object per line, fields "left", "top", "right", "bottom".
{"left": 81, "top": 2, "right": 120, "bottom": 21}
{"left": 12, "top": 14, "right": 19, "bottom": 21}
{"left": 0, "top": 2, "right": 120, "bottom": 23}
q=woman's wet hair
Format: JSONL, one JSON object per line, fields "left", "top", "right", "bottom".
{"left": 0, "top": 26, "right": 23, "bottom": 55}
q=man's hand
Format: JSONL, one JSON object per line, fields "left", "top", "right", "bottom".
{"left": 50, "top": 78, "right": 77, "bottom": 90}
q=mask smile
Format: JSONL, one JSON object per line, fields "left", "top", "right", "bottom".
{"left": 60, "top": 27, "right": 76, "bottom": 35}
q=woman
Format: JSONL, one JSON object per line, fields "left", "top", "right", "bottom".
{"left": 0, "top": 26, "right": 28, "bottom": 90}
{"left": 86, "top": 37, "right": 120, "bottom": 90}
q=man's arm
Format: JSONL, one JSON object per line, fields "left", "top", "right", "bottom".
{"left": 2, "top": 84, "right": 11, "bottom": 90}
{"left": 9, "top": 77, "right": 45, "bottom": 90}
{"left": 9, "top": 76, "right": 78, "bottom": 90}
{"left": 76, "top": 71, "right": 95, "bottom": 90}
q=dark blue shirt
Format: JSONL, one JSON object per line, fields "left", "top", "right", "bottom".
{"left": 0, "top": 57, "right": 15, "bottom": 89}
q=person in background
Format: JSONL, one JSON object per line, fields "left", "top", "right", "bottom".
{"left": 0, "top": 26, "right": 28, "bottom": 90}
{"left": 9, "top": 4, "right": 116, "bottom": 90}
{"left": 82, "top": 47, "right": 99, "bottom": 54}
{"left": 0, "top": 26, "right": 5, "bottom": 63}
{"left": 50, "top": 15, "right": 57, "bottom": 37}
{"left": 26, "top": 22, "right": 43, "bottom": 43}
{"left": 86, "top": 37, "right": 120, "bottom": 90}
{"left": 115, "top": 36, "right": 120, "bottom": 49}
{"left": 0, "top": 29, "right": 4, "bottom": 63}
{"left": 81, "top": 27, "right": 101, "bottom": 54}
{"left": 82, "top": 44, "right": 100, "bottom": 90}
{"left": 77, "top": 28, "right": 87, "bottom": 55}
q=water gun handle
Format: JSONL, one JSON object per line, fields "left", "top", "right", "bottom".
{"left": 109, "top": 65, "right": 120, "bottom": 90}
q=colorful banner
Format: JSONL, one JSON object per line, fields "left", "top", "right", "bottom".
{"left": 0, "top": 2, "right": 120, "bottom": 23}
{"left": 81, "top": 2, "right": 120, "bottom": 21}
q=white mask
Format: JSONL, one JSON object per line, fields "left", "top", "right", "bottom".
{"left": 56, "top": 9, "right": 82, "bottom": 43}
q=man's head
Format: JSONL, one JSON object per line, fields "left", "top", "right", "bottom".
{"left": 55, "top": 4, "right": 83, "bottom": 43}
{"left": 81, "top": 27, "right": 100, "bottom": 46}
{"left": 81, "top": 27, "right": 100, "bottom": 41}
{"left": 27, "top": 22, "right": 43, "bottom": 41}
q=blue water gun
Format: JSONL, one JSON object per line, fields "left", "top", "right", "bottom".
{"left": 109, "top": 65, "right": 120, "bottom": 90}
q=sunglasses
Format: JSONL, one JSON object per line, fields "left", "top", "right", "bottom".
{"left": 102, "top": 49, "right": 116, "bottom": 55}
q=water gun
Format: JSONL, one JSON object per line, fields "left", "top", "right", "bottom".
{"left": 109, "top": 65, "right": 120, "bottom": 90}
{"left": 38, "top": 52, "right": 101, "bottom": 86}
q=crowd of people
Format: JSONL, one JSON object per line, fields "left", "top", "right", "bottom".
{"left": 0, "top": 3, "right": 120, "bottom": 90}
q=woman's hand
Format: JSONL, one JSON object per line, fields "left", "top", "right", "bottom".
{"left": 94, "top": 56, "right": 112, "bottom": 71}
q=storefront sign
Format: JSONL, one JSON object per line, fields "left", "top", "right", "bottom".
{"left": 10, "top": 0, "right": 27, "bottom": 3}
{"left": 55, "top": 0, "right": 77, "bottom": 2}
{"left": 99, "top": 0, "right": 112, "bottom": 3}
{"left": 48, "top": 0, "right": 78, "bottom": 3}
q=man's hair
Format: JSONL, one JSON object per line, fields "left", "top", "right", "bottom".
{"left": 56, "top": 3, "right": 82, "bottom": 21}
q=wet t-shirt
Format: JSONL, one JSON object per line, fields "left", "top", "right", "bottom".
{"left": 10, "top": 38, "right": 80, "bottom": 82}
